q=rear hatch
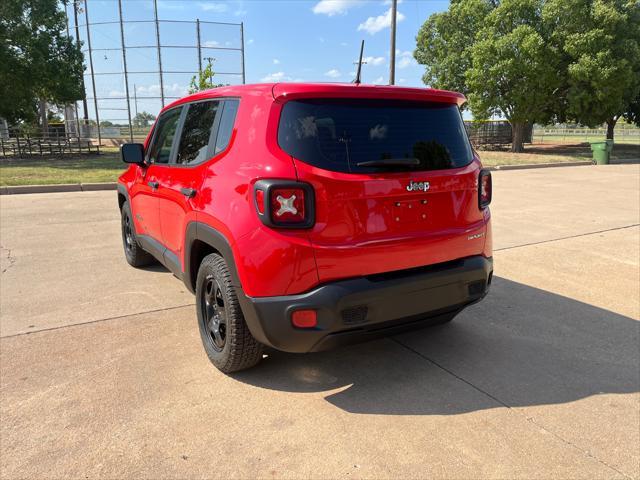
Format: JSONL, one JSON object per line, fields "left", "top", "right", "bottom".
{"left": 276, "top": 90, "right": 486, "bottom": 283}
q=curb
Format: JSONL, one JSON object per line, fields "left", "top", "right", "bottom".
{"left": 486, "top": 160, "right": 593, "bottom": 171}
{"left": 0, "top": 158, "right": 635, "bottom": 194}
{"left": 0, "top": 182, "right": 117, "bottom": 195}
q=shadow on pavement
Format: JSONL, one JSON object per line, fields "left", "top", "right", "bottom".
{"left": 140, "top": 263, "right": 172, "bottom": 274}
{"left": 610, "top": 157, "right": 640, "bottom": 164}
{"left": 233, "top": 277, "right": 640, "bottom": 415}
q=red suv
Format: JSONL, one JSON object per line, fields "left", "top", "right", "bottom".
{"left": 118, "top": 83, "right": 493, "bottom": 373}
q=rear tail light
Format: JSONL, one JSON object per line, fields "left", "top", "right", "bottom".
{"left": 479, "top": 169, "right": 492, "bottom": 209}
{"left": 254, "top": 179, "right": 315, "bottom": 228}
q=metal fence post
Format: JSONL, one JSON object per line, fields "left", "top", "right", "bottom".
{"left": 240, "top": 22, "right": 246, "bottom": 84}
{"left": 83, "top": 0, "right": 101, "bottom": 152}
{"left": 196, "top": 19, "right": 202, "bottom": 73}
{"left": 118, "top": 0, "right": 133, "bottom": 142}
{"left": 153, "top": 0, "right": 165, "bottom": 108}
{"left": 74, "top": 0, "right": 89, "bottom": 126}
{"left": 64, "top": 3, "right": 82, "bottom": 138}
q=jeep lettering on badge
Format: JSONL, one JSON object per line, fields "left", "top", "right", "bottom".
{"left": 406, "top": 180, "right": 430, "bottom": 192}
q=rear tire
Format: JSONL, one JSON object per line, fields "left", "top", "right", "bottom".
{"left": 196, "top": 253, "right": 263, "bottom": 373}
{"left": 121, "top": 201, "right": 154, "bottom": 267}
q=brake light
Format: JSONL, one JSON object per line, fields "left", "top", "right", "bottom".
{"left": 479, "top": 170, "right": 492, "bottom": 209}
{"left": 254, "top": 180, "right": 315, "bottom": 228}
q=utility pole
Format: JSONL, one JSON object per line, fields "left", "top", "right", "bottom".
{"left": 389, "top": 0, "right": 397, "bottom": 85}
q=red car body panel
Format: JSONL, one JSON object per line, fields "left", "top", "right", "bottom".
{"left": 119, "top": 83, "right": 493, "bottom": 298}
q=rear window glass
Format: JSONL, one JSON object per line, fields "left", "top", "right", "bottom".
{"left": 277, "top": 99, "right": 473, "bottom": 173}
{"left": 215, "top": 99, "right": 239, "bottom": 154}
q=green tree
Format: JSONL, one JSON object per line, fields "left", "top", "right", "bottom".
{"left": 188, "top": 58, "right": 226, "bottom": 94}
{"left": 0, "top": 0, "right": 84, "bottom": 124}
{"left": 466, "top": 0, "right": 561, "bottom": 152}
{"left": 623, "top": 94, "right": 640, "bottom": 127}
{"left": 547, "top": 0, "right": 640, "bottom": 139}
{"left": 132, "top": 111, "right": 155, "bottom": 128}
{"left": 414, "top": 0, "right": 495, "bottom": 96}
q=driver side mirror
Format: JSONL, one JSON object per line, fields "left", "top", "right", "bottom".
{"left": 121, "top": 143, "right": 145, "bottom": 165}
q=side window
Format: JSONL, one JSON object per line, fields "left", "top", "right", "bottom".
{"left": 147, "top": 107, "right": 182, "bottom": 164}
{"left": 175, "top": 100, "right": 220, "bottom": 165}
{"left": 214, "top": 100, "right": 240, "bottom": 154}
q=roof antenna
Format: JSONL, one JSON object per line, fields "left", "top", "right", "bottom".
{"left": 353, "top": 40, "right": 365, "bottom": 84}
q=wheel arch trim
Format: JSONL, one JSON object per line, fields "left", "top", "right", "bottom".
{"left": 184, "top": 222, "right": 242, "bottom": 294}
{"left": 116, "top": 183, "right": 129, "bottom": 210}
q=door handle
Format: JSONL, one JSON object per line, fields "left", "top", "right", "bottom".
{"left": 181, "top": 187, "right": 197, "bottom": 198}
{"left": 147, "top": 181, "right": 159, "bottom": 190}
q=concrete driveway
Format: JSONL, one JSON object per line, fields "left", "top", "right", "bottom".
{"left": 1, "top": 165, "right": 639, "bottom": 479}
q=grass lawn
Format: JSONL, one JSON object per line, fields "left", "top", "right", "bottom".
{"left": 478, "top": 142, "right": 640, "bottom": 167}
{"left": 0, "top": 148, "right": 125, "bottom": 186}
{"left": 1, "top": 142, "right": 638, "bottom": 186}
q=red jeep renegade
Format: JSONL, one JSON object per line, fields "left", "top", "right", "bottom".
{"left": 118, "top": 83, "right": 493, "bottom": 373}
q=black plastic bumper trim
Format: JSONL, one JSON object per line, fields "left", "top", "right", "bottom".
{"left": 237, "top": 255, "right": 493, "bottom": 353}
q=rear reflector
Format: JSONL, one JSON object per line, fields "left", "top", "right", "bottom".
{"left": 255, "top": 189, "right": 265, "bottom": 214}
{"left": 291, "top": 309, "right": 317, "bottom": 328}
{"left": 479, "top": 169, "right": 492, "bottom": 208}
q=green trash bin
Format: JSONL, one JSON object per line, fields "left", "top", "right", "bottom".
{"left": 590, "top": 139, "right": 614, "bottom": 165}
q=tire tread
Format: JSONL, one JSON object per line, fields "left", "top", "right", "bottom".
{"left": 197, "top": 253, "right": 263, "bottom": 373}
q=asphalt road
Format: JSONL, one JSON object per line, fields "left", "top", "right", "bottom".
{"left": 1, "top": 164, "right": 639, "bottom": 479}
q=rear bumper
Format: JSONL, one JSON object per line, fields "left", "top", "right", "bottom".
{"left": 237, "top": 255, "right": 493, "bottom": 353}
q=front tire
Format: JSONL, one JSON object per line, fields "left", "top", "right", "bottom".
{"left": 121, "top": 201, "right": 154, "bottom": 267}
{"left": 196, "top": 253, "right": 263, "bottom": 373}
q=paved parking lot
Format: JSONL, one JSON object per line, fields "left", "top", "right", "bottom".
{"left": 1, "top": 164, "right": 639, "bottom": 479}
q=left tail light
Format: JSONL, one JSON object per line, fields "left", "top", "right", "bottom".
{"left": 479, "top": 169, "right": 492, "bottom": 209}
{"left": 254, "top": 179, "right": 315, "bottom": 228}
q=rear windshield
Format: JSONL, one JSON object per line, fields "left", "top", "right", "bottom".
{"left": 277, "top": 99, "right": 473, "bottom": 173}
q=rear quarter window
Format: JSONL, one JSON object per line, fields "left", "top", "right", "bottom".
{"left": 277, "top": 99, "right": 473, "bottom": 173}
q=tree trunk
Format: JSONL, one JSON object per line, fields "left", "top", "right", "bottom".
{"left": 39, "top": 99, "right": 48, "bottom": 136}
{"left": 606, "top": 117, "right": 616, "bottom": 140}
{"left": 511, "top": 121, "right": 525, "bottom": 153}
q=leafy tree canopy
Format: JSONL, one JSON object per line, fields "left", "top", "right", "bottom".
{"left": 466, "top": 0, "right": 562, "bottom": 151}
{"left": 188, "top": 59, "right": 226, "bottom": 94}
{"left": 0, "top": 0, "right": 84, "bottom": 124}
{"left": 414, "top": 0, "right": 495, "bottom": 96}
{"left": 547, "top": 0, "right": 640, "bottom": 137}
{"left": 623, "top": 94, "right": 640, "bottom": 127}
{"left": 414, "top": 0, "right": 640, "bottom": 149}
{"left": 132, "top": 111, "right": 155, "bottom": 128}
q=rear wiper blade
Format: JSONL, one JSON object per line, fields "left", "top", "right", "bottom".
{"left": 355, "top": 157, "right": 420, "bottom": 167}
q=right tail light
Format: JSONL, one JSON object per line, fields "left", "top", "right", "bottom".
{"left": 479, "top": 169, "right": 492, "bottom": 209}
